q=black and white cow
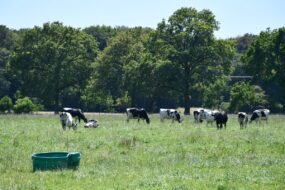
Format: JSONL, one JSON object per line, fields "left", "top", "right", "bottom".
{"left": 84, "top": 120, "right": 99, "bottom": 128}
{"left": 159, "top": 109, "right": 182, "bottom": 123}
{"left": 198, "top": 109, "right": 218, "bottom": 127}
{"left": 62, "top": 107, "right": 88, "bottom": 123}
{"left": 126, "top": 108, "right": 150, "bottom": 124}
{"left": 249, "top": 109, "right": 270, "bottom": 124}
{"left": 238, "top": 112, "right": 248, "bottom": 129}
{"left": 193, "top": 109, "right": 203, "bottom": 123}
{"left": 214, "top": 111, "right": 228, "bottom": 129}
{"left": 59, "top": 112, "right": 77, "bottom": 130}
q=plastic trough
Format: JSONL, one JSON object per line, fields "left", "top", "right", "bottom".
{"left": 32, "top": 152, "right": 81, "bottom": 172}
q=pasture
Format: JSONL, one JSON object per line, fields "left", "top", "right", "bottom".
{"left": 0, "top": 113, "right": 285, "bottom": 189}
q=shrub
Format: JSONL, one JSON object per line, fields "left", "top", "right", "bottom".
{"left": 0, "top": 96, "right": 13, "bottom": 113}
{"left": 13, "top": 97, "right": 42, "bottom": 114}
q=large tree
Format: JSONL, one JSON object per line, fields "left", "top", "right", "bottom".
{"left": 8, "top": 22, "right": 98, "bottom": 110}
{"left": 150, "top": 7, "right": 234, "bottom": 114}
{"left": 243, "top": 28, "right": 285, "bottom": 110}
{"left": 83, "top": 27, "right": 157, "bottom": 111}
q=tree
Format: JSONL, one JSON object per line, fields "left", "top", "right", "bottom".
{"left": 228, "top": 82, "right": 268, "bottom": 112}
{"left": 8, "top": 22, "right": 99, "bottom": 111}
{"left": 0, "top": 25, "right": 18, "bottom": 98}
{"left": 243, "top": 28, "right": 285, "bottom": 110}
{"left": 13, "top": 97, "right": 40, "bottom": 114}
{"left": 150, "top": 7, "right": 234, "bottom": 114}
{"left": 84, "top": 25, "right": 117, "bottom": 51}
{"left": 0, "top": 96, "right": 13, "bottom": 113}
{"left": 83, "top": 27, "right": 157, "bottom": 111}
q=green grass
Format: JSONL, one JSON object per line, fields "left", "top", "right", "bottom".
{"left": 0, "top": 114, "right": 285, "bottom": 189}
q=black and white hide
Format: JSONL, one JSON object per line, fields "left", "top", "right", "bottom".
{"left": 84, "top": 120, "right": 99, "bottom": 128}
{"left": 249, "top": 109, "right": 270, "bottom": 124}
{"left": 159, "top": 109, "right": 182, "bottom": 123}
{"left": 197, "top": 109, "right": 218, "bottom": 127}
{"left": 62, "top": 107, "right": 88, "bottom": 123}
{"left": 59, "top": 112, "right": 77, "bottom": 130}
{"left": 214, "top": 111, "right": 228, "bottom": 129}
{"left": 238, "top": 112, "right": 248, "bottom": 129}
{"left": 193, "top": 109, "right": 203, "bottom": 123}
{"left": 126, "top": 108, "right": 150, "bottom": 124}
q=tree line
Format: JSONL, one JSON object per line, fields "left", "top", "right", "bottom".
{"left": 0, "top": 7, "right": 284, "bottom": 114}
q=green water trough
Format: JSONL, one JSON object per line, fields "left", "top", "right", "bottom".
{"left": 32, "top": 152, "right": 81, "bottom": 172}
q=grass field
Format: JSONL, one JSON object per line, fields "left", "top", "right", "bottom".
{"left": 0, "top": 113, "right": 285, "bottom": 190}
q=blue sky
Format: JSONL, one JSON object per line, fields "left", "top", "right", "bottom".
{"left": 1, "top": 0, "right": 284, "bottom": 38}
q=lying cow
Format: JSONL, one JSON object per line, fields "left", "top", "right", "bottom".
{"left": 250, "top": 109, "right": 270, "bottom": 124}
{"left": 84, "top": 120, "right": 99, "bottom": 128}
{"left": 59, "top": 112, "right": 77, "bottom": 130}
{"left": 198, "top": 109, "right": 218, "bottom": 127}
{"left": 62, "top": 107, "right": 88, "bottom": 123}
{"left": 238, "top": 112, "right": 248, "bottom": 129}
{"left": 126, "top": 108, "right": 150, "bottom": 124}
{"left": 160, "top": 108, "right": 182, "bottom": 123}
{"left": 214, "top": 111, "right": 228, "bottom": 129}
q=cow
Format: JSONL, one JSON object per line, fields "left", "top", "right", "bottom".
{"left": 249, "top": 109, "right": 270, "bottom": 124}
{"left": 159, "top": 109, "right": 182, "bottom": 123}
{"left": 214, "top": 111, "right": 228, "bottom": 129}
{"left": 198, "top": 109, "right": 218, "bottom": 127}
{"left": 62, "top": 107, "right": 88, "bottom": 123}
{"left": 193, "top": 109, "right": 203, "bottom": 123}
{"left": 59, "top": 112, "right": 77, "bottom": 130}
{"left": 238, "top": 112, "right": 248, "bottom": 129}
{"left": 126, "top": 108, "right": 150, "bottom": 124}
{"left": 84, "top": 120, "right": 99, "bottom": 128}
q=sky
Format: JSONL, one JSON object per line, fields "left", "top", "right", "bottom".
{"left": 1, "top": 0, "right": 284, "bottom": 38}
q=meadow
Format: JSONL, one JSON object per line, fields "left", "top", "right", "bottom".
{"left": 0, "top": 113, "right": 285, "bottom": 190}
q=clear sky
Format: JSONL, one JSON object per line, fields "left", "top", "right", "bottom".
{"left": 1, "top": 0, "right": 284, "bottom": 38}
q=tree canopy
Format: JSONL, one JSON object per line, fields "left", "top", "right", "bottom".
{"left": 8, "top": 22, "right": 99, "bottom": 110}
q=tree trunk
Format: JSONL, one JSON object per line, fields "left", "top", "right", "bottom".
{"left": 184, "top": 92, "right": 190, "bottom": 115}
{"left": 54, "top": 90, "right": 61, "bottom": 114}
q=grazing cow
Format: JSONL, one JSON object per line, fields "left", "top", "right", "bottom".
{"left": 59, "top": 112, "right": 77, "bottom": 130}
{"left": 214, "top": 111, "right": 228, "bottom": 129}
{"left": 126, "top": 108, "right": 150, "bottom": 124}
{"left": 198, "top": 109, "right": 218, "bottom": 127}
{"left": 250, "top": 109, "right": 270, "bottom": 124}
{"left": 238, "top": 112, "right": 248, "bottom": 129}
{"left": 62, "top": 107, "right": 88, "bottom": 123}
{"left": 193, "top": 109, "right": 203, "bottom": 123}
{"left": 159, "top": 109, "right": 182, "bottom": 123}
{"left": 84, "top": 120, "right": 99, "bottom": 128}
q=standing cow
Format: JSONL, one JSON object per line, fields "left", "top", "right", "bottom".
{"left": 238, "top": 112, "right": 248, "bottom": 129}
{"left": 249, "top": 109, "right": 270, "bottom": 124}
{"left": 126, "top": 108, "right": 150, "bottom": 124}
{"left": 193, "top": 109, "right": 203, "bottom": 123}
{"left": 214, "top": 111, "right": 228, "bottom": 129}
{"left": 198, "top": 109, "right": 218, "bottom": 127}
{"left": 59, "top": 112, "right": 77, "bottom": 130}
{"left": 159, "top": 109, "right": 182, "bottom": 123}
{"left": 62, "top": 107, "right": 88, "bottom": 123}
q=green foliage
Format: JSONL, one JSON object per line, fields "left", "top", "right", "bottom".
{"left": 0, "top": 96, "right": 13, "bottom": 113}
{"left": 13, "top": 97, "right": 42, "bottom": 114}
{"left": 202, "top": 76, "right": 230, "bottom": 109}
{"left": 151, "top": 7, "right": 234, "bottom": 114}
{"left": 229, "top": 82, "right": 268, "bottom": 112}
{"left": 8, "top": 22, "right": 99, "bottom": 110}
{"left": 84, "top": 27, "right": 156, "bottom": 111}
{"left": 84, "top": 25, "right": 118, "bottom": 51}
{"left": 243, "top": 28, "right": 285, "bottom": 109}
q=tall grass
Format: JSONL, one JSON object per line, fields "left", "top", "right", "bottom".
{"left": 0, "top": 114, "right": 284, "bottom": 189}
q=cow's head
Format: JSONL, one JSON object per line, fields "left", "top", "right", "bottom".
{"left": 249, "top": 112, "right": 258, "bottom": 123}
{"left": 175, "top": 111, "right": 181, "bottom": 123}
